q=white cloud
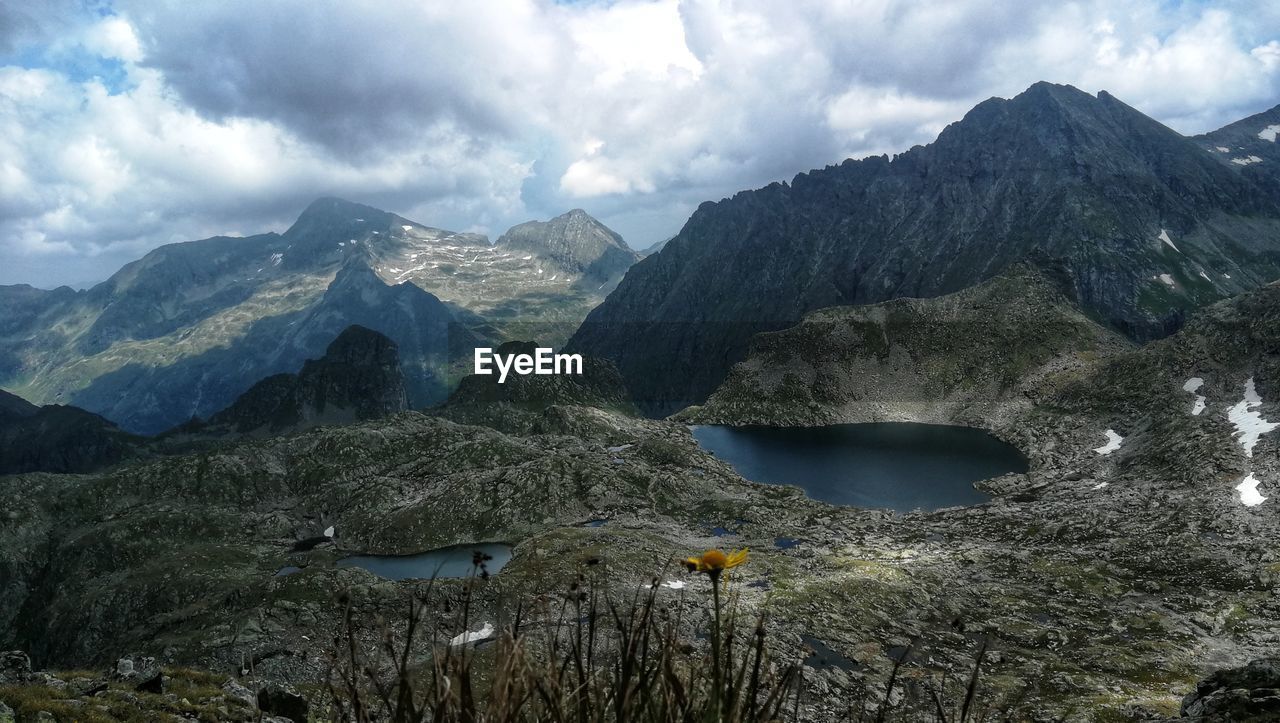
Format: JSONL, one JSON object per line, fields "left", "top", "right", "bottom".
{"left": 82, "top": 16, "right": 143, "bottom": 62}
{"left": 1255, "top": 40, "right": 1280, "bottom": 70}
{"left": 1, "top": 0, "right": 1278, "bottom": 286}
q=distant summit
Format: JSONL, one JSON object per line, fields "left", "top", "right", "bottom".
{"left": 497, "top": 209, "right": 640, "bottom": 286}
{"left": 570, "top": 82, "right": 1280, "bottom": 414}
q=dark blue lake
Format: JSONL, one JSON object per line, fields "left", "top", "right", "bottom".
{"left": 690, "top": 423, "right": 1026, "bottom": 512}
{"left": 337, "top": 543, "right": 513, "bottom": 580}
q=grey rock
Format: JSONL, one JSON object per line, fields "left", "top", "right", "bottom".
{"left": 257, "top": 685, "right": 309, "bottom": 723}
{"left": 1182, "top": 658, "right": 1280, "bottom": 720}
{"left": 134, "top": 670, "right": 164, "bottom": 694}
{"left": 220, "top": 678, "right": 257, "bottom": 707}
{"left": 0, "top": 651, "right": 30, "bottom": 684}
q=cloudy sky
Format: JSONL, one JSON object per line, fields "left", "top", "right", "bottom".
{"left": 2, "top": 0, "right": 1278, "bottom": 288}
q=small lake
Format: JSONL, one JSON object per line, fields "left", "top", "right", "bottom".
{"left": 337, "top": 542, "right": 513, "bottom": 580}
{"left": 690, "top": 423, "right": 1026, "bottom": 512}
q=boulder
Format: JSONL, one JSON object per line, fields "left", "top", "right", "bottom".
{"left": 258, "top": 685, "right": 309, "bottom": 723}
{"left": 135, "top": 671, "right": 165, "bottom": 694}
{"left": 1181, "top": 658, "right": 1280, "bottom": 720}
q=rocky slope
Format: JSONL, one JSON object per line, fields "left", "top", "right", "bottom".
{"left": 436, "top": 340, "right": 636, "bottom": 434}
{"left": 0, "top": 389, "right": 37, "bottom": 423}
{"left": 180, "top": 325, "right": 408, "bottom": 438}
{"left": 637, "top": 236, "right": 672, "bottom": 257}
{"left": 3, "top": 269, "right": 1280, "bottom": 718}
{"left": 1, "top": 382, "right": 1276, "bottom": 720}
{"left": 1196, "top": 104, "right": 1280, "bottom": 191}
{"left": 367, "top": 206, "right": 637, "bottom": 344}
{"left": 0, "top": 390, "right": 147, "bottom": 476}
{"left": 570, "top": 83, "right": 1280, "bottom": 414}
{"left": 681, "top": 266, "right": 1134, "bottom": 431}
{"left": 0, "top": 199, "right": 635, "bottom": 434}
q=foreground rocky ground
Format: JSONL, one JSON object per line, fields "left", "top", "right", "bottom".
{"left": 2, "top": 272, "right": 1278, "bottom": 721}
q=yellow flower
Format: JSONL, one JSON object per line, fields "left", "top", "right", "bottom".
{"left": 684, "top": 548, "right": 748, "bottom": 574}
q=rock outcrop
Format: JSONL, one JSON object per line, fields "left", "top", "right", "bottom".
{"left": 1180, "top": 658, "right": 1280, "bottom": 721}
{"left": 189, "top": 325, "right": 409, "bottom": 436}
{"left": 680, "top": 266, "right": 1132, "bottom": 429}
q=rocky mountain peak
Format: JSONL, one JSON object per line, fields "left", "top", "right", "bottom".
{"left": 280, "top": 197, "right": 412, "bottom": 264}
{"left": 288, "top": 197, "right": 399, "bottom": 232}
{"left": 569, "top": 82, "right": 1280, "bottom": 415}
{"left": 319, "top": 324, "right": 402, "bottom": 370}
{"left": 197, "top": 324, "right": 408, "bottom": 436}
{"left": 935, "top": 82, "right": 1189, "bottom": 165}
{"left": 497, "top": 210, "right": 639, "bottom": 283}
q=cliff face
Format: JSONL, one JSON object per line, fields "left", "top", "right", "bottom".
{"left": 570, "top": 83, "right": 1280, "bottom": 414}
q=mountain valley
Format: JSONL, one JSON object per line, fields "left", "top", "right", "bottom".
{"left": 3, "top": 82, "right": 1280, "bottom": 721}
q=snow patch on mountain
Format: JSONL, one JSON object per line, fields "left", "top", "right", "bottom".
{"left": 1094, "top": 429, "right": 1123, "bottom": 455}
{"left": 1227, "top": 378, "right": 1277, "bottom": 457}
{"left": 1158, "top": 229, "right": 1179, "bottom": 252}
{"left": 450, "top": 622, "right": 495, "bottom": 647}
{"left": 1260, "top": 125, "right": 1280, "bottom": 142}
{"left": 1183, "top": 377, "right": 1206, "bottom": 416}
{"left": 1237, "top": 474, "right": 1266, "bottom": 507}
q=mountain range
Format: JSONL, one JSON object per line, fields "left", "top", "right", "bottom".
{"left": 0, "top": 201, "right": 636, "bottom": 433}
{"left": 570, "top": 82, "right": 1280, "bottom": 414}
{"left": 3, "top": 81, "right": 1279, "bottom": 432}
